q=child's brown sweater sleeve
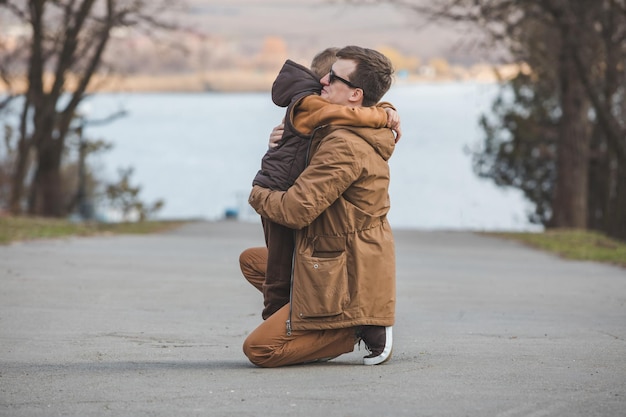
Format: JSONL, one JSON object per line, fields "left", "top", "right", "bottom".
{"left": 292, "top": 95, "right": 392, "bottom": 135}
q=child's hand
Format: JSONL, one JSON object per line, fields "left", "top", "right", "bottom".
{"left": 384, "top": 108, "right": 402, "bottom": 143}
{"left": 268, "top": 123, "right": 285, "bottom": 149}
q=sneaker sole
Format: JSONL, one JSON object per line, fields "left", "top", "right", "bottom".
{"left": 363, "top": 326, "right": 393, "bottom": 366}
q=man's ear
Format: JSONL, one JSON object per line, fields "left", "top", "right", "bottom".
{"left": 348, "top": 88, "right": 364, "bottom": 105}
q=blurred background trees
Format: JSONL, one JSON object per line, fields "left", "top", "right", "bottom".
{"left": 2, "top": 0, "right": 624, "bottom": 239}
{"left": 380, "top": 0, "right": 626, "bottom": 240}
{"left": 0, "top": 0, "right": 172, "bottom": 220}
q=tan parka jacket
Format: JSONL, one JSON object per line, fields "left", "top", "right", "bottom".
{"left": 249, "top": 96, "right": 396, "bottom": 333}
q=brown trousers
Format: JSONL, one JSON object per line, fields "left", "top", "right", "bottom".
{"left": 239, "top": 247, "right": 356, "bottom": 367}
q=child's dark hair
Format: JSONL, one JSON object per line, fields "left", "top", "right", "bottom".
{"left": 310, "top": 47, "right": 340, "bottom": 78}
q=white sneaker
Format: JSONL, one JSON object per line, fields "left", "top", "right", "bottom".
{"left": 361, "top": 326, "right": 393, "bottom": 365}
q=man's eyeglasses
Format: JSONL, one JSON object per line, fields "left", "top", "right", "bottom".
{"left": 329, "top": 68, "right": 361, "bottom": 90}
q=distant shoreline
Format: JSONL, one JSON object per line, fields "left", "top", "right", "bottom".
{"left": 0, "top": 65, "right": 520, "bottom": 94}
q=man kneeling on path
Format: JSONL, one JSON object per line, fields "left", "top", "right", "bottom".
{"left": 243, "top": 45, "right": 398, "bottom": 367}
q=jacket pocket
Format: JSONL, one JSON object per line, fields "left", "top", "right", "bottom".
{"left": 292, "top": 252, "right": 349, "bottom": 318}
{"left": 311, "top": 234, "right": 346, "bottom": 257}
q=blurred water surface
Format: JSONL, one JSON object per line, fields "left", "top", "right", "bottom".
{"left": 86, "top": 82, "right": 537, "bottom": 231}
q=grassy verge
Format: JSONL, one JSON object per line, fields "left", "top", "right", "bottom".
{"left": 486, "top": 229, "right": 626, "bottom": 268}
{"left": 0, "top": 216, "right": 188, "bottom": 245}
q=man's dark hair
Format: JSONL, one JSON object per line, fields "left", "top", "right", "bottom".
{"left": 336, "top": 45, "right": 394, "bottom": 106}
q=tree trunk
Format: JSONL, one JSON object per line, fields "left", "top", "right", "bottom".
{"left": 606, "top": 160, "right": 626, "bottom": 241}
{"left": 8, "top": 136, "right": 32, "bottom": 214}
{"left": 28, "top": 140, "right": 65, "bottom": 217}
{"left": 551, "top": 24, "right": 590, "bottom": 229}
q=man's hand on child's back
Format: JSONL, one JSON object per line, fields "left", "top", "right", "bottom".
{"left": 268, "top": 123, "right": 285, "bottom": 149}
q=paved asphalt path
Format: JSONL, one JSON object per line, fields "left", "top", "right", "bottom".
{"left": 1, "top": 221, "right": 625, "bottom": 417}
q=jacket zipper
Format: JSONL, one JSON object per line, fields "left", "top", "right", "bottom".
{"left": 286, "top": 127, "right": 320, "bottom": 336}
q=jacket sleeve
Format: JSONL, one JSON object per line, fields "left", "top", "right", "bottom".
{"left": 249, "top": 133, "right": 360, "bottom": 229}
{"left": 292, "top": 96, "right": 388, "bottom": 135}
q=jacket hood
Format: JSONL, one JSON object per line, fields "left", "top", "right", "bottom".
{"left": 272, "top": 60, "right": 322, "bottom": 107}
{"left": 320, "top": 125, "right": 396, "bottom": 162}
